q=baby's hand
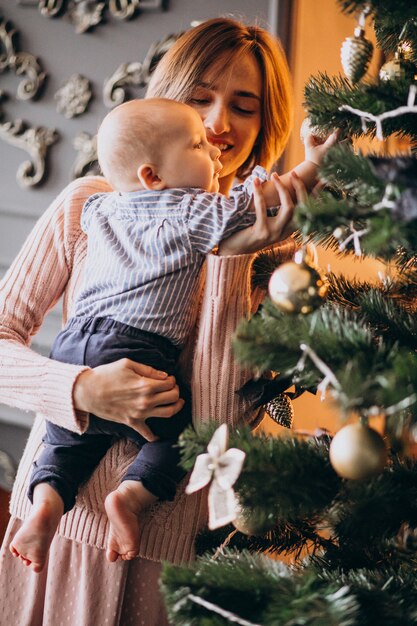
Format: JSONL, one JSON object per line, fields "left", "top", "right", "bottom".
{"left": 300, "top": 118, "right": 339, "bottom": 167}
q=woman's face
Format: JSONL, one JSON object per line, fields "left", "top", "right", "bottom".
{"left": 187, "top": 51, "right": 262, "bottom": 194}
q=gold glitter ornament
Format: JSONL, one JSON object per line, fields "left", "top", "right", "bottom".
{"left": 268, "top": 253, "right": 328, "bottom": 315}
{"left": 341, "top": 23, "right": 373, "bottom": 83}
{"left": 379, "top": 50, "right": 417, "bottom": 83}
{"left": 398, "top": 40, "right": 413, "bottom": 62}
{"left": 329, "top": 422, "right": 388, "bottom": 480}
{"left": 265, "top": 393, "right": 294, "bottom": 429}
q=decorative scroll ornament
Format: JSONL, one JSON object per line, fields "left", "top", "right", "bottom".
{"left": 55, "top": 74, "right": 92, "bottom": 118}
{"left": 39, "top": 0, "right": 65, "bottom": 17}
{"left": 0, "top": 17, "right": 46, "bottom": 100}
{"left": 103, "top": 61, "right": 143, "bottom": 108}
{"left": 35, "top": 0, "right": 168, "bottom": 32}
{"left": 339, "top": 84, "right": 417, "bottom": 141}
{"left": 71, "top": 131, "right": 100, "bottom": 179}
{"left": 185, "top": 424, "right": 246, "bottom": 530}
{"left": 103, "top": 32, "right": 179, "bottom": 107}
{"left": 67, "top": 0, "right": 106, "bottom": 34}
{"left": 109, "top": 0, "right": 139, "bottom": 19}
{"left": 0, "top": 117, "right": 59, "bottom": 187}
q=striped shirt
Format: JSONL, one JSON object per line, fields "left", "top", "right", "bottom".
{"left": 75, "top": 166, "right": 269, "bottom": 347}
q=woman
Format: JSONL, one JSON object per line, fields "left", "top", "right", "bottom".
{"left": 0, "top": 17, "right": 330, "bottom": 626}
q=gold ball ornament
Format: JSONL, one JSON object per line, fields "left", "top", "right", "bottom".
{"left": 268, "top": 258, "right": 328, "bottom": 314}
{"left": 341, "top": 26, "right": 373, "bottom": 83}
{"left": 329, "top": 423, "right": 388, "bottom": 480}
{"left": 379, "top": 51, "right": 416, "bottom": 83}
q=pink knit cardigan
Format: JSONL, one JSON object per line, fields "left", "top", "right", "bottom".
{"left": 0, "top": 177, "right": 293, "bottom": 565}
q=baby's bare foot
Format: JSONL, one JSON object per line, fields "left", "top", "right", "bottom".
{"left": 104, "top": 488, "right": 142, "bottom": 562}
{"left": 9, "top": 496, "right": 63, "bottom": 573}
{"left": 105, "top": 481, "right": 157, "bottom": 563}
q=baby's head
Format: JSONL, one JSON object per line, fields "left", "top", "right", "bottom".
{"left": 97, "top": 98, "right": 222, "bottom": 192}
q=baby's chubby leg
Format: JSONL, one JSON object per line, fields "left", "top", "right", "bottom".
{"left": 104, "top": 480, "right": 157, "bottom": 562}
{"left": 9, "top": 483, "right": 64, "bottom": 573}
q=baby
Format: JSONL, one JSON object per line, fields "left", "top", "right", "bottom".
{"left": 10, "top": 98, "right": 299, "bottom": 572}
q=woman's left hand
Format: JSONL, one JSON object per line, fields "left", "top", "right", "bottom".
{"left": 218, "top": 171, "right": 306, "bottom": 256}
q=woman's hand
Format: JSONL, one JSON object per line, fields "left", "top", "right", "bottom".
{"left": 73, "top": 359, "right": 184, "bottom": 442}
{"left": 218, "top": 172, "right": 306, "bottom": 256}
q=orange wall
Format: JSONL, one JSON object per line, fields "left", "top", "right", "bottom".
{"left": 261, "top": 1, "right": 387, "bottom": 438}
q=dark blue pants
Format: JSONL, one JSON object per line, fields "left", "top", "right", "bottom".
{"left": 28, "top": 317, "right": 191, "bottom": 512}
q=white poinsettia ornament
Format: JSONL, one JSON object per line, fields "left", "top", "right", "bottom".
{"left": 185, "top": 424, "right": 246, "bottom": 529}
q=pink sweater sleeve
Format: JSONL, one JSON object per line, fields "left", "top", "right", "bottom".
{"left": 0, "top": 177, "right": 111, "bottom": 434}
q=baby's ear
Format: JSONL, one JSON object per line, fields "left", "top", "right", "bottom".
{"left": 137, "top": 164, "right": 165, "bottom": 190}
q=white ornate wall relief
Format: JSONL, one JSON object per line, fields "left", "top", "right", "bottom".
{"left": 102, "top": 33, "right": 179, "bottom": 107}
{"left": 71, "top": 131, "right": 100, "bottom": 178}
{"left": 0, "top": 16, "right": 45, "bottom": 99}
{"left": 55, "top": 73, "right": 92, "bottom": 118}
{"left": 0, "top": 15, "right": 58, "bottom": 187}
{"left": 22, "top": 0, "right": 169, "bottom": 34}
{"left": 0, "top": 116, "right": 59, "bottom": 187}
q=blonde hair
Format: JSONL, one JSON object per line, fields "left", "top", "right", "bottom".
{"left": 147, "top": 17, "right": 293, "bottom": 178}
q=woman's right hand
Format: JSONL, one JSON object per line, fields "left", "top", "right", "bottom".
{"left": 73, "top": 359, "right": 184, "bottom": 442}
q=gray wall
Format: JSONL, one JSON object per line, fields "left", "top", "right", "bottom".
{"left": 0, "top": 0, "right": 283, "bottom": 485}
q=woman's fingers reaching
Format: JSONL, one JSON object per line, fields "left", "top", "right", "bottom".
{"left": 290, "top": 170, "right": 308, "bottom": 204}
{"left": 252, "top": 177, "right": 268, "bottom": 231}
{"left": 218, "top": 174, "right": 295, "bottom": 256}
{"left": 269, "top": 172, "right": 295, "bottom": 233}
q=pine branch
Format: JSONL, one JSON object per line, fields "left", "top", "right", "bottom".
{"left": 161, "top": 550, "right": 360, "bottom": 626}
{"left": 319, "top": 144, "right": 384, "bottom": 200}
{"left": 327, "top": 460, "right": 417, "bottom": 569}
{"left": 358, "top": 288, "right": 417, "bottom": 349}
{"left": 294, "top": 148, "right": 417, "bottom": 260}
{"left": 317, "top": 564, "right": 417, "bottom": 625}
{"left": 162, "top": 549, "right": 417, "bottom": 626}
{"left": 304, "top": 73, "right": 417, "bottom": 141}
{"left": 327, "top": 270, "right": 417, "bottom": 310}
{"left": 233, "top": 299, "right": 417, "bottom": 415}
{"left": 328, "top": 273, "right": 417, "bottom": 346}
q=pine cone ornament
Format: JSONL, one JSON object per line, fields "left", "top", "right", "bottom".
{"left": 265, "top": 393, "right": 294, "bottom": 429}
{"left": 341, "top": 25, "right": 373, "bottom": 83}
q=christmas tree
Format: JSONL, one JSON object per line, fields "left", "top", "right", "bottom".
{"left": 161, "top": 1, "right": 417, "bottom": 623}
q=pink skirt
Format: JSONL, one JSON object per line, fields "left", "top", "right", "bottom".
{"left": 0, "top": 517, "right": 172, "bottom": 626}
